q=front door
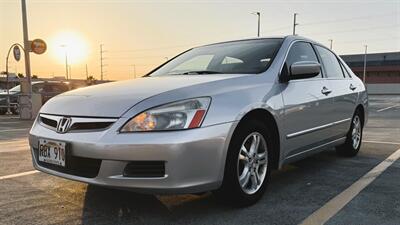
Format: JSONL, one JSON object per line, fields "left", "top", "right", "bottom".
{"left": 280, "top": 41, "right": 334, "bottom": 158}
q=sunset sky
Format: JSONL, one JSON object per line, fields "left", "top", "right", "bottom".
{"left": 1, "top": 0, "right": 399, "bottom": 81}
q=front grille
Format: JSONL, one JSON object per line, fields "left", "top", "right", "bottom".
{"left": 123, "top": 161, "right": 165, "bottom": 178}
{"left": 41, "top": 116, "right": 58, "bottom": 128}
{"left": 69, "top": 122, "right": 113, "bottom": 131}
{"left": 39, "top": 114, "right": 117, "bottom": 132}
{"left": 33, "top": 148, "right": 101, "bottom": 178}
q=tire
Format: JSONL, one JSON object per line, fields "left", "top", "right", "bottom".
{"left": 336, "top": 110, "right": 363, "bottom": 157}
{"left": 214, "top": 120, "right": 273, "bottom": 207}
{"left": 11, "top": 107, "right": 19, "bottom": 115}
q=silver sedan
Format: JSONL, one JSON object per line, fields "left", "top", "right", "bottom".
{"left": 29, "top": 35, "right": 368, "bottom": 206}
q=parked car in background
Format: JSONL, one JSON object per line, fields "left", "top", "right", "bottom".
{"left": 0, "top": 81, "right": 70, "bottom": 115}
{"left": 29, "top": 36, "right": 368, "bottom": 206}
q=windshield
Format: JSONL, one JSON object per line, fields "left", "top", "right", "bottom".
{"left": 149, "top": 38, "right": 283, "bottom": 76}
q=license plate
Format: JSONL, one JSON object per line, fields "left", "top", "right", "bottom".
{"left": 38, "top": 139, "right": 66, "bottom": 167}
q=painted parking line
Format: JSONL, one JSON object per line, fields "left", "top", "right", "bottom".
{"left": 0, "top": 145, "right": 29, "bottom": 153}
{"left": 0, "top": 139, "right": 28, "bottom": 145}
{"left": 0, "top": 170, "right": 39, "bottom": 181}
{"left": 0, "top": 117, "right": 20, "bottom": 120}
{"left": 0, "top": 128, "right": 30, "bottom": 133}
{"left": 363, "top": 140, "right": 400, "bottom": 145}
{"left": 376, "top": 104, "right": 400, "bottom": 112}
{"left": 300, "top": 147, "right": 400, "bottom": 225}
{"left": 0, "top": 121, "right": 24, "bottom": 124}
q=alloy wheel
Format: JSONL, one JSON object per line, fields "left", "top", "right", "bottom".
{"left": 351, "top": 115, "right": 361, "bottom": 149}
{"left": 237, "top": 132, "right": 268, "bottom": 195}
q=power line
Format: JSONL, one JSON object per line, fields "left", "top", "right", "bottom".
{"left": 304, "top": 24, "right": 398, "bottom": 36}
{"left": 264, "top": 25, "right": 292, "bottom": 33}
{"left": 334, "top": 36, "right": 400, "bottom": 45}
{"left": 301, "top": 13, "right": 397, "bottom": 27}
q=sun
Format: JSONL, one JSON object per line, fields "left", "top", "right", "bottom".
{"left": 50, "top": 32, "right": 88, "bottom": 65}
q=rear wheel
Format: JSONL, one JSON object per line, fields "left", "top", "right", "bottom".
{"left": 336, "top": 110, "right": 363, "bottom": 157}
{"left": 214, "top": 120, "right": 272, "bottom": 206}
{"left": 11, "top": 107, "right": 19, "bottom": 115}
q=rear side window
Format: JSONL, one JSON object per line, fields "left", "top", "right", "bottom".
{"left": 339, "top": 62, "right": 352, "bottom": 78}
{"left": 286, "top": 42, "right": 321, "bottom": 78}
{"left": 315, "top": 46, "right": 345, "bottom": 78}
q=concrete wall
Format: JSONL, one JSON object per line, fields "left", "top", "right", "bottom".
{"left": 367, "top": 83, "right": 400, "bottom": 95}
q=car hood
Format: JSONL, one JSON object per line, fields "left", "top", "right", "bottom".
{"left": 40, "top": 75, "right": 247, "bottom": 117}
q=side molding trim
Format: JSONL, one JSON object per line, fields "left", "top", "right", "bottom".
{"left": 286, "top": 118, "right": 351, "bottom": 139}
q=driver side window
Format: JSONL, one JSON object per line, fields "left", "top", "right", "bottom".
{"left": 286, "top": 42, "right": 321, "bottom": 78}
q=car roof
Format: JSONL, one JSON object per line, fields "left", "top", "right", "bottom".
{"left": 196, "top": 35, "right": 322, "bottom": 48}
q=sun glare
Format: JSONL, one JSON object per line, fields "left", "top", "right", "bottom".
{"left": 50, "top": 32, "right": 88, "bottom": 65}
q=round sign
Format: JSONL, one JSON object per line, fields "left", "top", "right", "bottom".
{"left": 31, "top": 39, "right": 47, "bottom": 55}
{"left": 13, "top": 45, "right": 21, "bottom": 61}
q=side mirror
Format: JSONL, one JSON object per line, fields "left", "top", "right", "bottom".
{"left": 289, "top": 61, "right": 321, "bottom": 80}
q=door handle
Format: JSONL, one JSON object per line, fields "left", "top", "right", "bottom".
{"left": 350, "top": 84, "right": 357, "bottom": 91}
{"left": 321, "top": 86, "right": 332, "bottom": 95}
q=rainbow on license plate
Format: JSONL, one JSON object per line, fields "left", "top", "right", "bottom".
{"left": 38, "top": 139, "right": 66, "bottom": 167}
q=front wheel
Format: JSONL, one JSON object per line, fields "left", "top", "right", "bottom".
{"left": 336, "top": 111, "right": 363, "bottom": 157}
{"left": 214, "top": 120, "right": 272, "bottom": 206}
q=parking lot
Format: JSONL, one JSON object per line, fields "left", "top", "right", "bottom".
{"left": 0, "top": 95, "right": 399, "bottom": 225}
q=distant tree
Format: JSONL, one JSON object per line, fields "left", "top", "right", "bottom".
{"left": 17, "top": 73, "right": 24, "bottom": 78}
{"left": 86, "top": 75, "right": 96, "bottom": 85}
{"left": 32, "top": 75, "right": 38, "bottom": 79}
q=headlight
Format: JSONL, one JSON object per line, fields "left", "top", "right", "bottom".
{"left": 120, "top": 97, "right": 211, "bottom": 132}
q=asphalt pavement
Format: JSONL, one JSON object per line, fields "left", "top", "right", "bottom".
{"left": 0, "top": 95, "right": 399, "bottom": 225}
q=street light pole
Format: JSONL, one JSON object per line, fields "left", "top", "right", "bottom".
{"left": 293, "top": 13, "right": 298, "bottom": 35}
{"left": 329, "top": 39, "right": 333, "bottom": 50}
{"left": 252, "top": 12, "right": 261, "bottom": 37}
{"left": 5, "top": 43, "right": 25, "bottom": 114}
{"left": 363, "top": 45, "right": 368, "bottom": 83}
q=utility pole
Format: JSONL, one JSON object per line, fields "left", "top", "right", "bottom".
{"left": 293, "top": 13, "right": 298, "bottom": 35}
{"left": 85, "top": 64, "right": 89, "bottom": 80}
{"left": 100, "top": 44, "right": 105, "bottom": 81}
{"left": 68, "top": 65, "right": 72, "bottom": 80}
{"left": 21, "top": 0, "right": 32, "bottom": 94}
{"left": 329, "top": 39, "right": 333, "bottom": 50}
{"left": 252, "top": 12, "right": 261, "bottom": 37}
{"left": 60, "top": 44, "right": 68, "bottom": 80}
{"left": 133, "top": 64, "right": 136, "bottom": 79}
{"left": 363, "top": 45, "right": 368, "bottom": 83}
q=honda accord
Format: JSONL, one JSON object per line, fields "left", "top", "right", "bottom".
{"left": 29, "top": 35, "right": 368, "bottom": 206}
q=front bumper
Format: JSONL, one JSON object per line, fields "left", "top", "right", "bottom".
{"left": 29, "top": 119, "right": 236, "bottom": 194}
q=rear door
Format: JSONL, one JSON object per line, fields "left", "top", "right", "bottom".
{"left": 314, "top": 45, "right": 356, "bottom": 137}
{"left": 281, "top": 41, "right": 334, "bottom": 158}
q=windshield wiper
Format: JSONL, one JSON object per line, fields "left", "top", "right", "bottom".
{"left": 172, "top": 70, "right": 223, "bottom": 75}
